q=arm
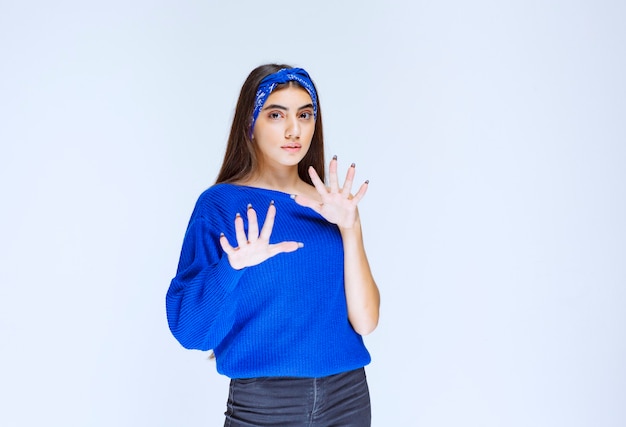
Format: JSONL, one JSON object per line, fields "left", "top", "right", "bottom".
{"left": 166, "top": 216, "right": 245, "bottom": 350}
{"left": 167, "top": 200, "right": 304, "bottom": 349}
{"left": 293, "top": 157, "right": 380, "bottom": 335}
{"left": 339, "top": 213, "right": 380, "bottom": 335}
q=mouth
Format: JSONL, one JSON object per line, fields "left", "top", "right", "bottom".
{"left": 281, "top": 144, "right": 302, "bottom": 152}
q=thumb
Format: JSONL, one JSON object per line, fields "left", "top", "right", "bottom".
{"left": 269, "top": 241, "right": 304, "bottom": 256}
{"left": 291, "top": 194, "right": 321, "bottom": 213}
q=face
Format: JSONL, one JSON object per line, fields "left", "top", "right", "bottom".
{"left": 252, "top": 86, "right": 315, "bottom": 171}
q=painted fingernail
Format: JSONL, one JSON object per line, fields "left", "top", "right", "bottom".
{"left": 298, "top": 242, "right": 304, "bottom": 248}
{"left": 220, "top": 232, "right": 225, "bottom": 237}
{"left": 290, "top": 194, "right": 296, "bottom": 199}
{"left": 236, "top": 213, "right": 241, "bottom": 218}
{"left": 270, "top": 200, "right": 275, "bottom": 205}
{"left": 247, "top": 203, "right": 252, "bottom": 210}
{"left": 351, "top": 162, "right": 356, "bottom": 168}
{"left": 365, "top": 180, "right": 370, "bottom": 184}
{"left": 332, "top": 155, "right": 337, "bottom": 160}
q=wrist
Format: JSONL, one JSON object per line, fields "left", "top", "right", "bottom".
{"left": 339, "top": 215, "right": 362, "bottom": 236}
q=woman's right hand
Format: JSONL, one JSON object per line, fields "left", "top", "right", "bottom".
{"left": 219, "top": 201, "right": 303, "bottom": 270}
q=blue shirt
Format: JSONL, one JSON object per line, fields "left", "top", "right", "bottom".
{"left": 166, "top": 184, "right": 371, "bottom": 378}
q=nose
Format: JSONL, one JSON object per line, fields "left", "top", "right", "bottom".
{"left": 285, "top": 116, "right": 301, "bottom": 140}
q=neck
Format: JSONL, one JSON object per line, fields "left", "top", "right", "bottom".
{"left": 241, "top": 165, "right": 306, "bottom": 194}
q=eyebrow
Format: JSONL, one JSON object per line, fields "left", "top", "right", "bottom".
{"left": 262, "top": 103, "right": 314, "bottom": 111}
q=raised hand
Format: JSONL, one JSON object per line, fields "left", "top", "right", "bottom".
{"left": 293, "top": 156, "right": 369, "bottom": 230}
{"left": 219, "top": 201, "right": 303, "bottom": 270}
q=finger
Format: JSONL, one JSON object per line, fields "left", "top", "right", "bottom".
{"left": 246, "top": 204, "right": 259, "bottom": 242}
{"left": 219, "top": 232, "right": 234, "bottom": 254}
{"left": 268, "top": 241, "right": 304, "bottom": 256}
{"left": 291, "top": 193, "right": 321, "bottom": 213}
{"left": 308, "top": 166, "right": 327, "bottom": 195}
{"left": 233, "top": 213, "right": 247, "bottom": 248}
{"left": 342, "top": 162, "right": 356, "bottom": 198}
{"left": 351, "top": 180, "right": 369, "bottom": 204}
{"left": 258, "top": 201, "right": 276, "bottom": 242}
{"left": 328, "top": 155, "right": 339, "bottom": 193}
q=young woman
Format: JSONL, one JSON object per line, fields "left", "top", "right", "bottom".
{"left": 166, "top": 64, "right": 380, "bottom": 426}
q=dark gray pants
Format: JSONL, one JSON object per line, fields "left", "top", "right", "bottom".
{"left": 224, "top": 368, "right": 371, "bottom": 426}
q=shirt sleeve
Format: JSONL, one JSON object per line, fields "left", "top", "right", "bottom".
{"left": 165, "top": 215, "right": 245, "bottom": 350}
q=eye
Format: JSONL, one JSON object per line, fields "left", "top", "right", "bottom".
{"left": 299, "top": 111, "right": 313, "bottom": 120}
{"left": 268, "top": 111, "right": 283, "bottom": 120}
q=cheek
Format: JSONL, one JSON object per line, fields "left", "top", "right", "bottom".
{"left": 304, "top": 122, "right": 316, "bottom": 139}
{"left": 253, "top": 123, "right": 278, "bottom": 141}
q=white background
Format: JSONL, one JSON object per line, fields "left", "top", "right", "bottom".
{"left": 1, "top": 1, "right": 625, "bottom": 426}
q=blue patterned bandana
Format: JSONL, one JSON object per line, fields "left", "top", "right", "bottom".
{"left": 250, "top": 68, "right": 318, "bottom": 135}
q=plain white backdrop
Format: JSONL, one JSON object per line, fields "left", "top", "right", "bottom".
{"left": 1, "top": 1, "right": 624, "bottom": 426}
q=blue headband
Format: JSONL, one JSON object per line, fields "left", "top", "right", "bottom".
{"left": 250, "top": 68, "right": 318, "bottom": 135}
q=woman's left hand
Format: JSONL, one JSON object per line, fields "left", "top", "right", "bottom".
{"left": 293, "top": 156, "right": 368, "bottom": 230}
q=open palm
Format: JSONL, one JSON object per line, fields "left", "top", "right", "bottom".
{"left": 219, "top": 202, "right": 302, "bottom": 270}
{"left": 293, "top": 157, "right": 368, "bottom": 230}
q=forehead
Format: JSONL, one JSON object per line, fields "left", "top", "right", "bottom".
{"left": 265, "top": 86, "right": 312, "bottom": 106}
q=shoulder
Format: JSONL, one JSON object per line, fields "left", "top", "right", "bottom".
{"left": 197, "top": 183, "right": 238, "bottom": 202}
{"left": 191, "top": 183, "right": 243, "bottom": 220}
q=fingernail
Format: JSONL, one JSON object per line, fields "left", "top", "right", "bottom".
{"left": 332, "top": 154, "right": 337, "bottom": 160}
{"left": 298, "top": 242, "right": 304, "bottom": 248}
{"left": 351, "top": 162, "right": 356, "bottom": 168}
{"left": 247, "top": 203, "right": 252, "bottom": 210}
{"left": 365, "top": 180, "right": 370, "bottom": 185}
{"left": 220, "top": 232, "right": 225, "bottom": 237}
{"left": 290, "top": 194, "right": 296, "bottom": 199}
{"left": 270, "top": 200, "right": 275, "bottom": 205}
{"left": 236, "top": 213, "right": 241, "bottom": 218}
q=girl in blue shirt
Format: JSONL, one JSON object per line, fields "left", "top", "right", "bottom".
{"left": 167, "top": 64, "right": 380, "bottom": 426}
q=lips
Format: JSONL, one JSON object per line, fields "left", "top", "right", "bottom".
{"left": 281, "top": 143, "right": 302, "bottom": 153}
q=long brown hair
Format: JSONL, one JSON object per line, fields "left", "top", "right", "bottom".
{"left": 215, "top": 64, "right": 325, "bottom": 185}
